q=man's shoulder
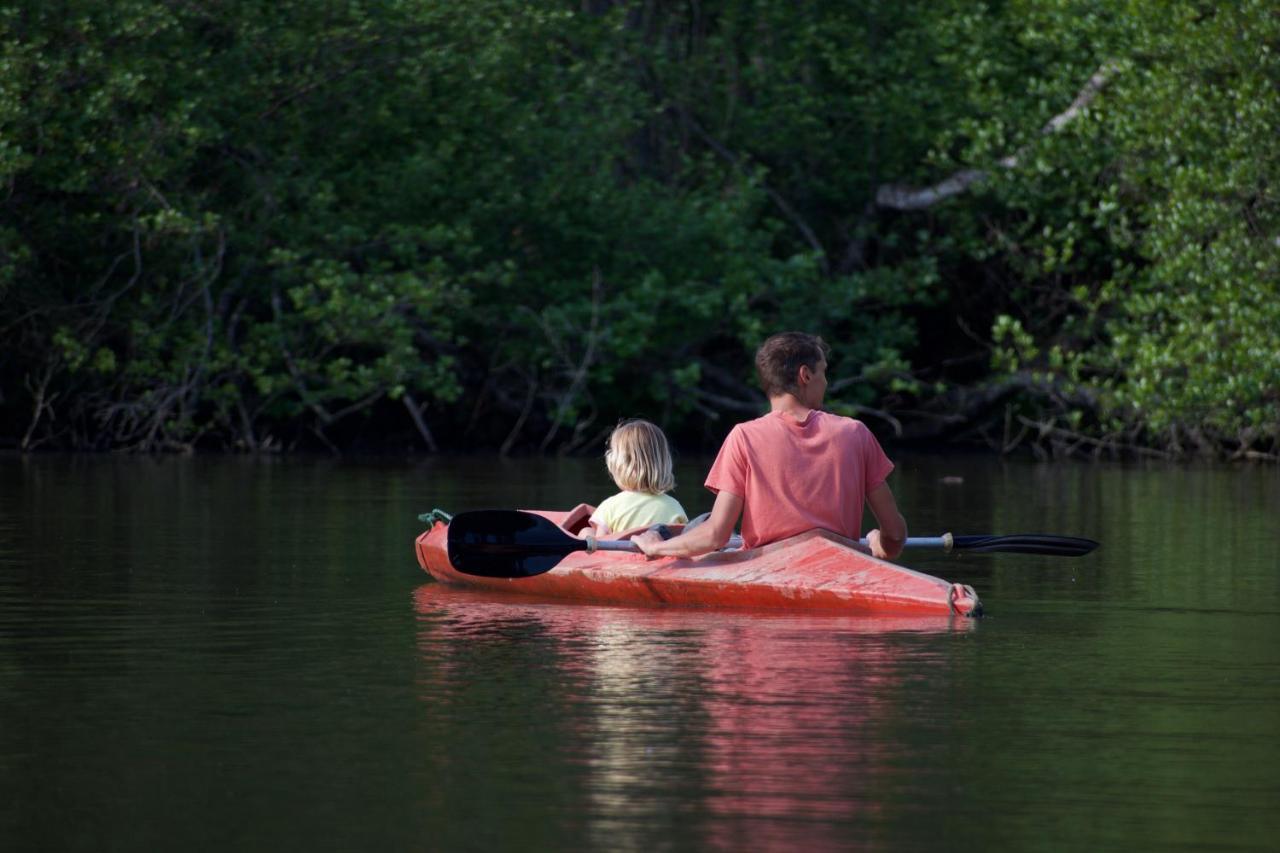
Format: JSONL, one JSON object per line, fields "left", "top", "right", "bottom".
{"left": 728, "top": 411, "right": 869, "bottom": 441}
{"left": 817, "top": 410, "right": 871, "bottom": 434}
{"left": 732, "top": 412, "right": 778, "bottom": 435}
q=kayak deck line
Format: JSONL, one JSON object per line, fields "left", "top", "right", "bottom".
{"left": 415, "top": 505, "right": 983, "bottom": 618}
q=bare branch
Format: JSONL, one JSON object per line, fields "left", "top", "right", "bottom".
{"left": 1041, "top": 61, "right": 1120, "bottom": 136}
{"left": 876, "top": 61, "right": 1120, "bottom": 211}
{"left": 678, "top": 110, "right": 828, "bottom": 266}
{"left": 403, "top": 392, "right": 439, "bottom": 452}
{"left": 843, "top": 404, "right": 903, "bottom": 437}
{"left": 690, "top": 387, "right": 760, "bottom": 416}
{"left": 1017, "top": 415, "right": 1173, "bottom": 459}
{"left": 20, "top": 363, "right": 59, "bottom": 452}
{"left": 499, "top": 369, "right": 539, "bottom": 458}
{"left": 875, "top": 169, "right": 989, "bottom": 212}
{"left": 537, "top": 269, "right": 606, "bottom": 453}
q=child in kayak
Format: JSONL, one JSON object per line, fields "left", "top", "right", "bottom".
{"left": 633, "top": 332, "right": 907, "bottom": 560}
{"left": 590, "top": 419, "right": 688, "bottom": 536}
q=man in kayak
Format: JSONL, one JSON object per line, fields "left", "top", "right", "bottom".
{"left": 634, "top": 332, "right": 908, "bottom": 560}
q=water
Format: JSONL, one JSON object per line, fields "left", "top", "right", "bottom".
{"left": 2, "top": 453, "right": 1278, "bottom": 851}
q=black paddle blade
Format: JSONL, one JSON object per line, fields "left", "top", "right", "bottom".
{"left": 950, "top": 534, "right": 1099, "bottom": 557}
{"left": 446, "top": 510, "right": 586, "bottom": 578}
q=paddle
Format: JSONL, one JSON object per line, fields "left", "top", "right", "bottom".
{"left": 446, "top": 509, "right": 643, "bottom": 578}
{"left": 444, "top": 510, "right": 1099, "bottom": 579}
{"left": 903, "top": 533, "right": 1099, "bottom": 557}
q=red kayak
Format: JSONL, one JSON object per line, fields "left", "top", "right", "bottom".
{"left": 415, "top": 504, "right": 982, "bottom": 618}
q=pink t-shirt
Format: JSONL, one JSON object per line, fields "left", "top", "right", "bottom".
{"left": 705, "top": 410, "right": 895, "bottom": 548}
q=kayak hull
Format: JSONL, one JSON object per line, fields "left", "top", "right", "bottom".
{"left": 415, "top": 506, "right": 982, "bottom": 618}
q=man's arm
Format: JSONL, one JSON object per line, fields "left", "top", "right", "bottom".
{"left": 633, "top": 490, "right": 744, "bottom": 558}
{"left": 864, "top": 482, "right": 907, "bottom": 560}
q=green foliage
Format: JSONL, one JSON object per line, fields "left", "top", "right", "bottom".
{"left": 1079, "top": 2, "right": 1280, "bottom": 450}
{"left": 0, "top": 0, "right": 1276, "bottom": 456}
{"left": 878, "top": 0, "right": 1279, "bottom": 455}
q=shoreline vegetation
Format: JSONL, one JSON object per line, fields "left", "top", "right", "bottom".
{"left": 2, "top": 2, "right": 1277, "bottom": 460}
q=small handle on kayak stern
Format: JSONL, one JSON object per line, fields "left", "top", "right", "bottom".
{"left": 949, "top": 583, "right": 983, "bottom": 618}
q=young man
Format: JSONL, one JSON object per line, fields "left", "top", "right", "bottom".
{"left": 634, "top": 332, "right": 907, "bottom": 560}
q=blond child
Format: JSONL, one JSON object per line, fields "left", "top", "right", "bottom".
{"left": 590, "top": 419, "right": 688, "bottom": 536}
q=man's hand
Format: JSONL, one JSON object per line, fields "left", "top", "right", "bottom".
{"left": 632, "top": 491, "right": 743, "bottom": 560}
{"left": 632, "top": 530, "right": 665, "bottom": 558}
{"left": 865, "top": 528, "right": 886, "bottom": 559}
{"left": 865, "top": 483, "right": 906, "bottom": 560}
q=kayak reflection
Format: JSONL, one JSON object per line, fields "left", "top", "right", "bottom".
{"left": 412, "top": 584, "right": 975, "bottom": 851}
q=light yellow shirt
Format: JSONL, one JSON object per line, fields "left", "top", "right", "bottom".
{"left": 590, "top": 491, "right": 687, "bottom": 534}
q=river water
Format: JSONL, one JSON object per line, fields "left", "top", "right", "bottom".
{"left": 2, "top": 453, "right": 1277, "bottom": 851}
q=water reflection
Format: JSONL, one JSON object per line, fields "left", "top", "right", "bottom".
{"left": 413, "top": 584, "right": 974, "bottom": 850}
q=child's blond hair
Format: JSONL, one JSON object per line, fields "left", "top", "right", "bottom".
{"left": 605, "top": 419, "right": 676, "bottom": 494}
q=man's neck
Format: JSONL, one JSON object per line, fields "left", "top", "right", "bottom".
{"left": 769, "top": 394, "right": 812, "bottom": 422}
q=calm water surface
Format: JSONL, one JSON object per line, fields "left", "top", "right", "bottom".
{"left": 2, "top": 453, "right": 1278, "bottom": 851}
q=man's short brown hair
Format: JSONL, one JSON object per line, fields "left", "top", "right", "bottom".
{"left": 754, "top": 332, "right": 830, "bottom": 398}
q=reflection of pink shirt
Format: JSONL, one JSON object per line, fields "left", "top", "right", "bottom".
{"left": 705, "top": 410, "right": 894, "bottom": 548}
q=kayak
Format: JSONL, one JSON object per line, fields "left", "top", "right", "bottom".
{"left": 415, "top": 504, "right": 982, "bottom": 618}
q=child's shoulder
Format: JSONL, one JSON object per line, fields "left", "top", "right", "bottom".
{"left": 608, "top": 490, "right": 679, "bottom": 508}
{"left": 656, "top": 490, "right": 686, "bottom": 509}
{"left": 595, "top": 490, "right": 627, "bottom": 509}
